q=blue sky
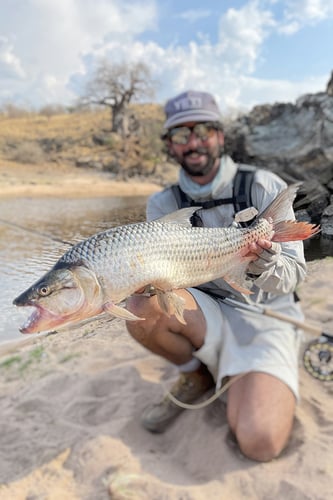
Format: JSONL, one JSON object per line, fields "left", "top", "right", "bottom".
{"left": 0, "top": 0, "right": 332, "bottom": 113}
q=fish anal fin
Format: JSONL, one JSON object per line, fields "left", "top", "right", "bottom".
{"left": 103, "top": 301, "right": 145, "bottom": 321}
{"left": 223, "top": 257, "right": 253, "bottom": 295}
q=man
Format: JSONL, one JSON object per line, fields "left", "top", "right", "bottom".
{"left": 126, "top": 90, "right": 306, "bottom": 462}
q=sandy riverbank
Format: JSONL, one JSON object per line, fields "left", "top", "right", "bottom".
{"left": 0, "top": 161, "right": 162, "bottom": 198}
{"left": 0, "top": 163, "right": 332, "bottom": 499}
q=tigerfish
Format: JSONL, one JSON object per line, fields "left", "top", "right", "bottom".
{"left": 13, "top": 184, "right": 319, "bottom": 334}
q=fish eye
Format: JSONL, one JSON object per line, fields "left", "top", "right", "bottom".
{"left": 38, "top": 285, "right": 50, "bottom": 297}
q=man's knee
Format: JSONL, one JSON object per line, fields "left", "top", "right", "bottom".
{"left": 233, "top": 420, "right": 292, "bottom": 462}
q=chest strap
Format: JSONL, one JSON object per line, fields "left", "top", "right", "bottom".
{"left": 171, "top": 165, "right": 256, "bottom": 226}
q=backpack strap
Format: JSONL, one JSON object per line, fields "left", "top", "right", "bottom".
{"left": 170, "top": 164, "right": 256, "bottom": 227}
{"left": 232, "top": 164, "right": 256, "bottom": 213}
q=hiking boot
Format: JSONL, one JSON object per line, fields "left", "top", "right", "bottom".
{"left": 141, "top": 363, "right": 215, "bottom": 433}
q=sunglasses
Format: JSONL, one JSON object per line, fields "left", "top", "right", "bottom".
{"left": 166, "top": 122, "right": 221, "bottom": 145}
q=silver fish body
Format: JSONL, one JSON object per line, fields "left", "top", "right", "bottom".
{"left": 56, "top": 217, "right": 272, "bottom": 302}
{"left": 13, "top": 184, "right": 320, "bottom": 334}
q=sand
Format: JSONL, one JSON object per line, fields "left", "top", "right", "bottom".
{"left": 0, "top": 163, "right": 332, "bottom": 500}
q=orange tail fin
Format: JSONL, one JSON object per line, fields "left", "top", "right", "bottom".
{"left": 272, "top": 221, "right": 321, "bottom": 242}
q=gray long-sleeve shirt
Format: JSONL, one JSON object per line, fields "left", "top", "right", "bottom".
{"left": 147, "top": 155, "right": 307, "bottom": 309}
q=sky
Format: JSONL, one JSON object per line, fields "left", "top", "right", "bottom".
{"left": 0, "top": 0, "right": 332, "bottom": 113}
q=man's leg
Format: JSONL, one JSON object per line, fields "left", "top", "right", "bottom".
{"left": 126, "top": 290, "right": 214, "bottom": 432}
{"left": 126, "top": 289, "right": 207, "bottom": 364}
{"left": 227, "top": 372, "right": 296, "bottom": 462}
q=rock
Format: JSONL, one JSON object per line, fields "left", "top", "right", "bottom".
{"left": 321, "top": 204, "right": 333, "bottom": 239}
{"left": 327, "top": 70, "right": 333, "bottom": 97}
{"left": 92, "top": 133, "right": 110, "bottom": 146}
{"left": 75, "top": 157, "right": 103, "bottom": 169}
{"left": 295, "top": 209, "right": 312, "bottom": 223}
{"left": 224, "top": 71, "right": 333, "bottom": 237}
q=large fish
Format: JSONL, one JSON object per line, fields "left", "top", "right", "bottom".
{"left": 13, "top": 184, "right": 319, "bottom": 334}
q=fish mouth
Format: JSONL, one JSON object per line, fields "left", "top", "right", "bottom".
{"left": 17, "top": 304, "right": 61, "bottom": 334}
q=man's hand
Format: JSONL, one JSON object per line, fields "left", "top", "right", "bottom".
{"left": 246, "top": 239, "right": 281, "bottom": 276}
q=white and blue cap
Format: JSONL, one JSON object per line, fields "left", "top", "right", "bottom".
{"left": 163, "top": 90, "right": 222, "bottom": 129}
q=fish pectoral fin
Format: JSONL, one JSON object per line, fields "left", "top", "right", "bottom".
{"left": 156, "top": 290, "right": 186, "bottom": 325}
{"left": 223, "top": 258, "right": 253, "bottom": 295}
{"left": 103, "top": 302, "right": 145, "bottom": 322}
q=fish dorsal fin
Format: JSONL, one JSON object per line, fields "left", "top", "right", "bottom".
{"left": 155, "top": 207, "right": 201, "bottom": 226}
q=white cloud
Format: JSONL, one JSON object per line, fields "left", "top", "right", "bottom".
{"left": 217, "top": 1, "right": 276, "bottom": 73}
{"left": 0, "top": 0, "right": 157, "bottom": 106}
{"left": 231, "top": 73, "right": 328, "bottom": 110}
{"left": 177, "top": 9, "right": 212, "bottom": 23}
{"left": 72, "top": 1, "right": 277, "bottom": 107}
{"left": 278, "top": 0, "right": 333, "bottom": 33}
{"left": 0, "top": 36, "right": 25, "bottom": 79}
{"left": 0, "top": 0, "right": 331, "bottom": 110}
{"left": 285, "top": 0, "right": 333, "bottom": 22}
{"left": 69, "top": 0, "right": 331, "bottom": 113}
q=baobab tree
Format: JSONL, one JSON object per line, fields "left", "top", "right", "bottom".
{"left": 80, "top": 60, "right": 157, "bottom": 136}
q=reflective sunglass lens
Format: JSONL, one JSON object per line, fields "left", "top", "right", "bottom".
{"left": 168, "top": 123, "right": 216, "bottom": 144}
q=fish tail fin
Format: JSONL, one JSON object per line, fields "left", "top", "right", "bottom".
{"left": 272, "top": 221, "right": 321, "bottom": 242}
{"left": 259, "top": 183, "right": 321, "bottom": 242}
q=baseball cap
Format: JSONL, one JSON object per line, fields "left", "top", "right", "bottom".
{"left": 163, "top": 90, "right": 222, "bottom": 129}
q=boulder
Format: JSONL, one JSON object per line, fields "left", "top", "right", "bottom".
{"left": 224, "top": 72, "right": 333, "bottom": 247}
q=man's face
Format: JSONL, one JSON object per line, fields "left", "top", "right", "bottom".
{"left": 166, "top": 121, "right": 224, "bottom": 180}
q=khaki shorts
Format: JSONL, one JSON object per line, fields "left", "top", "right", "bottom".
{"left": 189, "top": 288, "right": 303, "bottom": 400}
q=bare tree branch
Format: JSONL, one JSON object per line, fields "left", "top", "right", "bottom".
{"left": 79, "top": 60, "right": 157, "bottom": 135}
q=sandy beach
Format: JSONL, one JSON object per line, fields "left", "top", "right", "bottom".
{"left": 0, "top": 163, "right": 332, "bottom": 500}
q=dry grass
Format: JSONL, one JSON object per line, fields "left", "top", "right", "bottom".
{"left": 0, "top": 104, "right": 170, "bottom": 177}
{"left": 0, "top": 110, "right": 109, "bottom": 141}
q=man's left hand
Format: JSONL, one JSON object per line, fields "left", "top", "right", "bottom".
{"left": 246, "top": 239, "right": 281, "bottom": 275}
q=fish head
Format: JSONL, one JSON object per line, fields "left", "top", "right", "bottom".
{"left": 13, "top": 265, "right": 104, "bottom": 334}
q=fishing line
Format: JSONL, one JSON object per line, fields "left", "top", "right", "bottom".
{"left": 166, "top": 349, "right": 332, "bottom": 411}
{"left": 0, "top": 217, "right": 73, "bottom": 246}
{"left": 166, "top": 372, "right": 247, "bottom": 410}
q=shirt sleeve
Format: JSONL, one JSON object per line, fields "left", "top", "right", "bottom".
{"left": 146, "top": 189, "right": 179, "bottom": 222}
{"left": 249, "top": 171, "right": 307, "bottom": 294}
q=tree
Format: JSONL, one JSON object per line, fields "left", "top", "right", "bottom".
{"left": 80, "top": 60, "right": 156, "bottom": 136}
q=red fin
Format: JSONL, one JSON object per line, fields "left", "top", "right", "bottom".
{"left": 272, "top": 221, "right": 321, "bottom": 242}
{"left": 258, "top": 184, "right": 321, "bottom": 243}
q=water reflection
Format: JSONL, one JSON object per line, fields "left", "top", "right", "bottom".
{"left": 0, "top": 196, "right": 331, "bottom": 344}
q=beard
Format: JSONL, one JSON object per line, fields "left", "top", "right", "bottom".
{"left": 178, "top": 146, "right": 222, "bottom": 177}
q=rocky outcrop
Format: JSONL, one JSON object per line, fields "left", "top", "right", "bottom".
{"left": 224, "top": 74, "right": 333, "bottom": 240}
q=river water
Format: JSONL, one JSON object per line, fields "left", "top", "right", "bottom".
{"left": 0, "top": 196, "right": 331, "bottom": 344}
{"left": 0, "top": 196, "right": 147, "bottom": 344}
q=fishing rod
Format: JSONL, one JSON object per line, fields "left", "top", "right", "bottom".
{"left": 222, "top": 297, "right": 333, "bottom": 382}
